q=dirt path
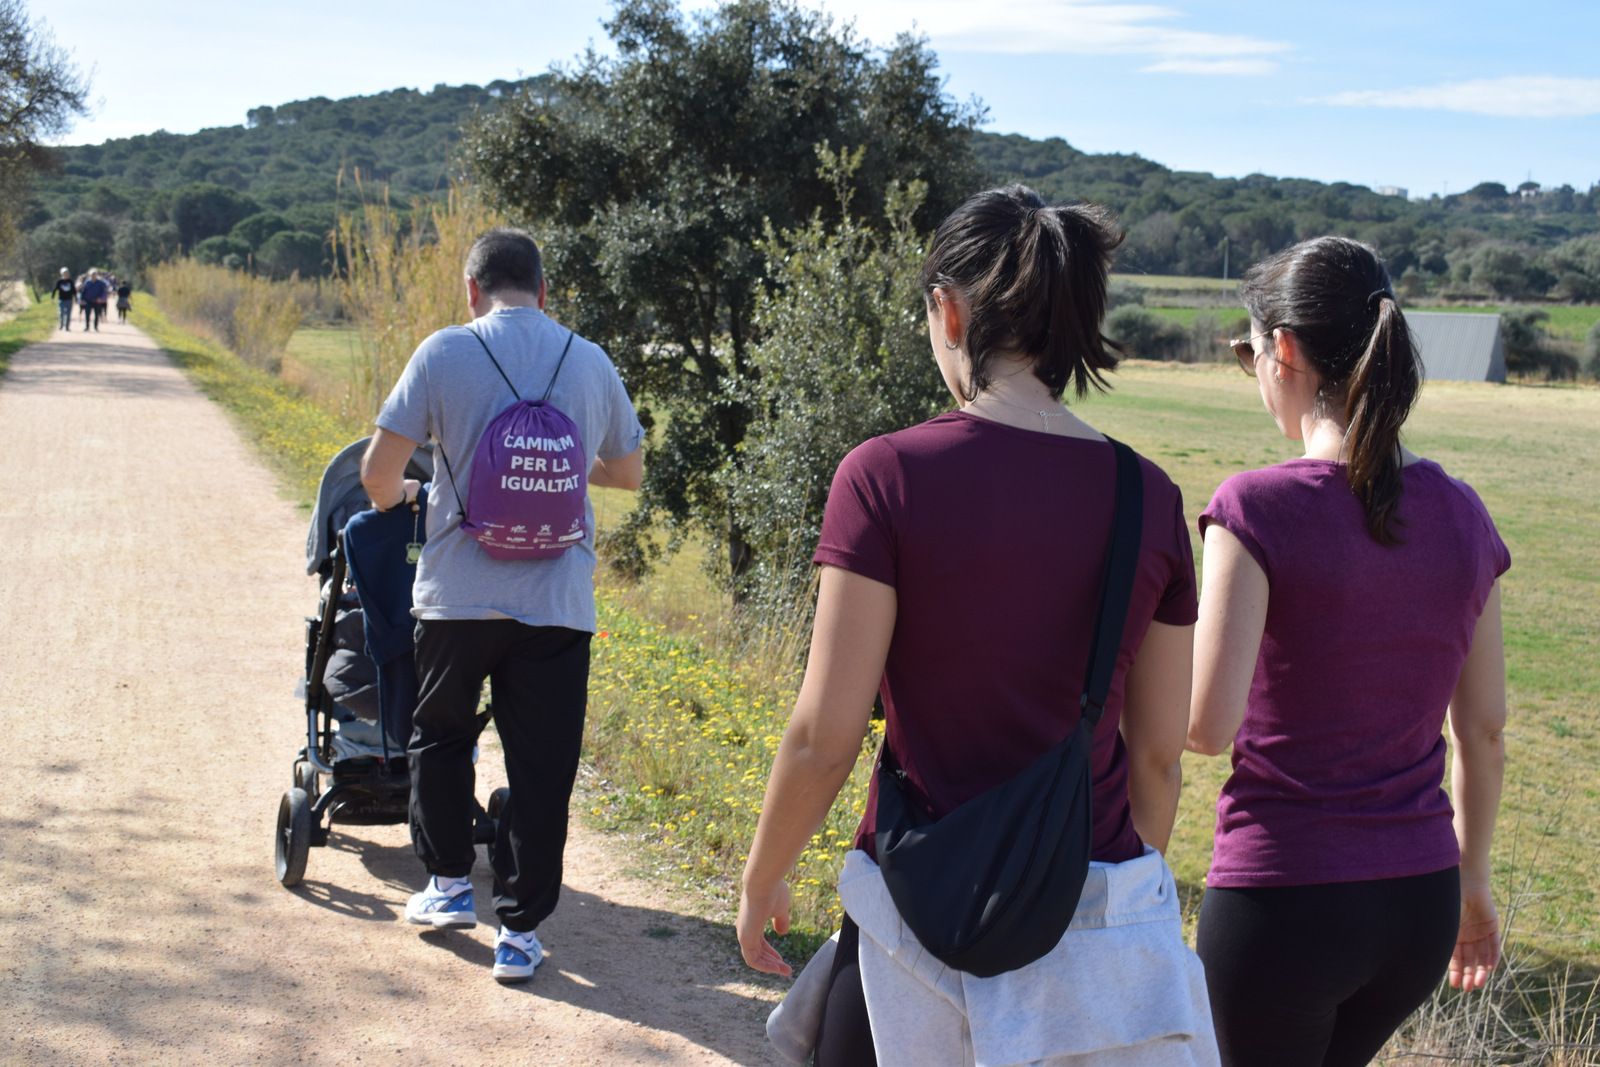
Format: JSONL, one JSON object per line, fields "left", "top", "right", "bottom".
{"left": 0, "top": 322, "right": 782, "bottom": 1065}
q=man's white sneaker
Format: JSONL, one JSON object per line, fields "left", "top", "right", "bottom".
{"left": 405, "top": 876, "right": 477, "bottom": 928}
{"left": 492, "top": 927, "right": 544, "bottom": 983}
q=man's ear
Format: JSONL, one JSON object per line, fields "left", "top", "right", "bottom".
{"left": 465, "top": 274, "right": 481, "bottom": 310}
{"left": 537, "top": 276, "right": 548, "bottom": 311}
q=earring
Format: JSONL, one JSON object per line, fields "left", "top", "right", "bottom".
{"left": 944, "top": 339, "right": 959, "bottom": 351}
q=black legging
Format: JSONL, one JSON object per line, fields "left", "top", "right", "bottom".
{"left": 1196, "top": 866, "right": 1460, "bottom": 1067}
{"left": 814, "top": 915, "right": 877, "bottom": 1066}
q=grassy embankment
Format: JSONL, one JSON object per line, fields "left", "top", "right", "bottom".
{"left": 139, "top": 297, "right": 1596, "bottom": 1055}
{"left": 0, "top": 298, "right": 58, "bottom": 378}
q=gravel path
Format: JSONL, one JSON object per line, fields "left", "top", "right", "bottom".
{"left": 0, "top": 322, "right": 781, "bottom": 1065}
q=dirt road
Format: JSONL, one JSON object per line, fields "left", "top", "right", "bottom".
{"left": 0, "top": 322, "right": 782, "bottom": 1065}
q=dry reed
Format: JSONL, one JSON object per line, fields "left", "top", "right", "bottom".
{"left": 146, "top": 260, "right": 306, "bottom": 373}
{"left": 333, "top": 179, "right": 506, "bottom": 417}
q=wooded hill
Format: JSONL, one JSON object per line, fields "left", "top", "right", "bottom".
{"left": 20, "top": 77, "right": 1600, "bottom": 301}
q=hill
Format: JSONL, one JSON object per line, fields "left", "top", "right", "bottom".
{"left": 17, "top": 79, "right": 1600, "bottom": 302}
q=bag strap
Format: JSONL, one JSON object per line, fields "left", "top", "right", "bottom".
{"left": 432, "top": 325, "right": 579, "bottom": 524}
{"left": 1079, "top": 438, "right": 1144, "bottom": 726}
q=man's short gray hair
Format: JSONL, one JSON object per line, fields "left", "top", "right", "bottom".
{"left": 465, "top": 228, "right": 544, "bottom": 297}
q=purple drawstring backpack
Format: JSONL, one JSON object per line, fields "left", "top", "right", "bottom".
{"left": 434, "top": 326, "right": 589, "bottom": 559}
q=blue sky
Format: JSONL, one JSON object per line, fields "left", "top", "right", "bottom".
{"left": 34, "top": 0, "right": 1600, "bottom": 198}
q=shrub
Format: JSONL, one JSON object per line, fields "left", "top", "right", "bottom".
{"left": 1501, "top": 307, "right": 1579, "bottom": 381}
{"left": 721, "top": 149, "right": 945, "bottom": 614}
{"left": 1105, "top": 305, "right": 1184, "bottom": 360}
{"left": 147, "top": 258, "right": 304, "bottom": 372}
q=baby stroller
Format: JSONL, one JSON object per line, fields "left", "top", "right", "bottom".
{"left": 275, "top": 437, "right": 504, "bottom": 887}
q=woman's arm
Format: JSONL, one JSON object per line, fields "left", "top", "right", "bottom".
{"left": 1446, "top": 581, "right": 1507, "bottom": 992}
{"left": 1120, "top": 620, "right": 1193, "bottom": 853}
{"left": 736, "top": 565, "right": 895, "bottom": 976}
{"left": 1188, "top": 524, "right": 1269, "bottom": 756}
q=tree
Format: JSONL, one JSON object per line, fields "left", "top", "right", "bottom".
{"left": 255, "top": 229, "right": 324, "bottom": 279}
{"left": 112, "top": 220, "right": 178, "bottom": 279}
{"left": 169, "top": 183, "right": 260, "bottom": 249}
{"left": 0, "top": 0, "right": 87, "bottom": 263}
{"left": 464, "top": 0, "right": 982, "bottom": 586}
{"left": 230, "top": 211, "right": 293, "bottom": 250}
{"left": 193, "top": 234, "right": 252, "bottom": 267}
{"left": 21, "top": 214, "right": 112, "bottom": 291}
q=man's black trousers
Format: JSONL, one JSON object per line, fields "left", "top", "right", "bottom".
{"left": 409, "top": 618, "right": 591, "bottom": 933}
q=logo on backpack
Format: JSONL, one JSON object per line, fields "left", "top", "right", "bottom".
{"left": 437, "top": 327, "right": 588, "bottom": 560}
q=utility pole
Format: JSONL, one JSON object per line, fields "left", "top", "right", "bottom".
{"left": 1221, "top": 236, "right": 1230, "bottom": 282}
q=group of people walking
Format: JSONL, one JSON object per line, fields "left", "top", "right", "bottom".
{"left": 361, "top": 184, "right": 1507, "bottom": 1067}
{"left": 53, "top": 267, "right": 132, "bottom": 331}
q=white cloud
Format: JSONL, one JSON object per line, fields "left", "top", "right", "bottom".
{"left": 745, "top": 1, "right": 1290, "bottom": 73}
{"left": 1142, "top": 58, "right": 1277, "bottom": 76}
{"left": 1313, "top": 76, "right": 1600, "bottom": 119}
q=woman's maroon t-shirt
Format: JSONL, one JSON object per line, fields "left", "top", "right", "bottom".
{"left": 1200, "top": 458, "right": 1511, "bottom": 888}
{"left": 813, "top": 412, "right": 1198, "bottom": 864}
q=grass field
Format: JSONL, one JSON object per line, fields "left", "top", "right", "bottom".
{"left": 1412, "top": 302, "right": 1600, "bottom": 343}
{"left": 1114, "top": 272, "right": 1239, "bottom": 293}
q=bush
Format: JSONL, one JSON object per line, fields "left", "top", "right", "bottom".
{"left": 147, "top": 258, "right": 303, "bottom": 372}
{"left": 1105, "top": 305, "right": 1184, "bottom": 360}
{"left": 722, "top": 151, "right": 946, "bottom": 613}
{"left": 1501, "top": 307, "right": 1579, "bottom": 381}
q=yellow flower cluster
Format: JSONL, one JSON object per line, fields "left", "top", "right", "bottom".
{"left": 586, "top": 593, "right": 883, "bottom": 943}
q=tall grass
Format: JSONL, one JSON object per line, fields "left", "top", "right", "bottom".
{"left": 334, "top": 181, "right": 505, "bottom": 417}
{"left": 146, "top": 260, "right": 306, "bottom": 373}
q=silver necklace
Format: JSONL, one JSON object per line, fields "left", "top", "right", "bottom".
{"left": 969, "top": 393, "right": 1070, "bottom": 432}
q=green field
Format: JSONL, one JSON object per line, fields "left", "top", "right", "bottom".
{"left": 1113, "top": 272, "right": 1239, "bottom": 293}
{"left": 1412, "top": 302, "right": 1600, "bottom": 343}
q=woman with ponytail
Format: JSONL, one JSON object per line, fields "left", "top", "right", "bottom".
{"left": 737, "top": 185, "right": 1218, "bottom": 1065}
{"left": 1187, "top": 236, "right": 1510, "bottom": 1066}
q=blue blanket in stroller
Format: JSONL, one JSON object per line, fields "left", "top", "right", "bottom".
{"left": 343, "top": 486, "right": 429, "bottom": 756}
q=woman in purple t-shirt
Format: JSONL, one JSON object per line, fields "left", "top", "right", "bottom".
{"left": 1188, "top": 236, "right": 1509, "bottom": 1067}
{"left": 735, "top": 186, "right": 1217, "bottom": 1066}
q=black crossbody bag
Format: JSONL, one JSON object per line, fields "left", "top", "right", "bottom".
{"left": 873, "top": 438, "right": 1144, "bottom": 978}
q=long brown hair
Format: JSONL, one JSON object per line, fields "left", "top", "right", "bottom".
{"left": 1240, "top": 236, "right": 1422, "bottom": 544}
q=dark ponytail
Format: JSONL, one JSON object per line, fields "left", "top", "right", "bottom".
{"left": 1240, "top": 237, "right": 1422, "bottom": 544}
{"left": 920, "top": 185, "right": 1124, "bottom": 401}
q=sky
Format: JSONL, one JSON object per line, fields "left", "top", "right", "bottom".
{"left": 30, "top": 0, "right": 1600, "bottom": 198}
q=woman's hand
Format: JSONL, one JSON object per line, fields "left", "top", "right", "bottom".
{"left": 736, "top": 878, "right": 793, "bottom": 977}
{"left": 1448, "top": 882, "right": 1500, "bottom": 991}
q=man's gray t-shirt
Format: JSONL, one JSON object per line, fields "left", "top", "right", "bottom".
{"left": 376, "top": 306, "right": 643, "bottom": 632}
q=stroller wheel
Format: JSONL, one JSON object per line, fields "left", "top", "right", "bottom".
{"left": 275, "top": 788, "right": 312, "bottom": 887}
{"left": 485, "top": 787, "right": 511, "bottom": 871}
{"left": 488, "top": 786, "right": 511, "bottom": 823}
{"left": 293, "top": 759, "right": 318, "bottom": 798}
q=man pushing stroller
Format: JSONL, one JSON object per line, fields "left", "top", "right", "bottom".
{"left": 361, "top": 228, "right": 644, "bottom": 983}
